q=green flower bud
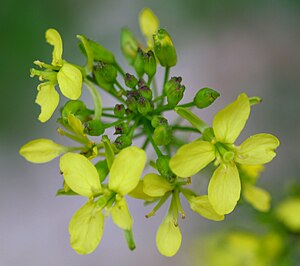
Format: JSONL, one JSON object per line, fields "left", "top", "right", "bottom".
{"left": 167, "top": 85, "right": 185, "bottom": 107}
{"left": 126, "top": 96, "right": 137, "bottom": 112}
{"left": 138, "top": 85, "right": 152, "bottom": 100}
{"left": 79, "top": 38, "right": 115, "bottom": 64}
{"left": 151, "top": 115, "right": 168, "bottom": 128}
{"left": 153, "top": 125, "right": 172, "bottom": 146}
{"left": 95, "top": 160, "right": 109, "bottom": 182}
{"left": 93, "top": 64, "right": 114, "bottom": 91}
{"left": 137, "top": 97, "right": 152, "bottom": 115}
{"left": 125, "top": 73, "right": 138, "bottom": 89}
{"left": 114, "top": 104, "right": 126, "bottom": 118}
{"left": 156, "top": 155, "right": 176, "bottom": 182}
{"left": 114, "top": 135, "right": 132, "bottom": 149}
{"left": 193, "top": 87, "right": 220, "bottom": 109}
{"left": 84, "top": 120, "right": 105, "bottom": 136}
{"left": 153, "top": 29, "right": 177, "bottom": 67}
{"left": 61, "top": 100, "right": 88, "bottom": 119}
{"left": 164, "top": 76, "right": 182, "bottom": 94}
{"left": 114, "top": 122, "right": 129, "bottom": 135}
{"left": 121, "top": 27, "right": 139, "bottom": 65}
{"left": 143, "top": 50, "right": 156, "bottom": 78}
{"left": 95, "top": 62, "right": 117, "bottom": 84}
{"left": 134, "top": 48, "right": 145, "bottom": 78}
{"left": 138, "top": 78, "right": 146, "bottom": 88}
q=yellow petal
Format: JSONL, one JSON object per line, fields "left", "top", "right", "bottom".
{"left": 60, "top": 153, "right": 101, "bottom": 198}
{"left": 213, "top": 93, "right": 250, "bottom": 144}
{"left": 187, "top": 195, "right": 224, "bottom": 221}
{"left": 69, "top": 200, "right": 104, "bottom": 254}
{"left": 239, "top": 164, "right": 264, "bottom": 180}
{"left": 45, "top": 28, "right": 63, "bottom": 66}
{"left": 57, "top": 62, "right": 82, "bottom": 100}
{"left": 109, "top": 146, "right": 146, "bottom": 195}
{"left": 243, "top": 184, "right": 271, "bottom": 212}
{"left": 128, "top": 180, "right": 156, "bottom": 202}
{"left": 143, "top": 173, "right": 174, "bottom": 197}
{"left": 156, "top": 215, "right": 182, "bottom": 257}
{"left": 111, "top": 197, "right": 133, "bottom": 230}
{"left": 169, "top": 141, "right": 215, "bottom": 178}
{"left": 276, "top": 198, "right": 300, "bottom": 232}
{"left": 35, "top": 83, "right": 59, "bottom": 123}
{"left": 235, "top": 133, "right": 280, "bottom": 165}
{"left": 139, "top": 8, "right": 159, "bottom": 47}
{"left": 20, "top": 138, "right": 67, "bottom": 163}
{"left": 208, "top": 163, "right": 241, "bottom": 215}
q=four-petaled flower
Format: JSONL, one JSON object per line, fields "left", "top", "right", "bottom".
{"left": 59, "top": 146, "right": 146, "bottom": 254}
{"left": 31, "top": 29, "right": 82, "bottom": 122}
{"left": 170, "top": 93, "right": 280, "bottom": 215}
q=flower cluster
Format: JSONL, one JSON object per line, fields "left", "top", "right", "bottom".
{"left": 20, "top": 8, "right": 279, "bottom": 257}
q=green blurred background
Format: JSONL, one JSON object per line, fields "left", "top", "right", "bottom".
{"left": 1, "top": 0, "right": 300, "bottom": 265}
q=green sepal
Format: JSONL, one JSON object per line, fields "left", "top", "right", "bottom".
{"left": 77, "top": 34, "right": 94, "bottom": 74}
{"left": 79, "top": 38, "right": 115, "bottom": 64}
{"left": 120, "top": 28, "right": 139, "bottom": 65}
{"left": 56, "top": 188, "right": 79, "bottom": 196}
{"left": 102, "top": 135, "right": 115, "bottom": 169}
{"left": 95, "top": 160, "right": 109, "bottom": 183}
{"left": 134, "top": 48, "right": 145, "bottom": 78}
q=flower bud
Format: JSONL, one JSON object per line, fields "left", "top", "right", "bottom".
{"left": 114, "top": 104, "right": 126, "bottom": 118}
{"left": 153, "top": 125, "right": 172, "bottom": 146}
{"left": 138, "top": 78, "right": 147, "bottom": 88}
{"left": 95, "top": 160, "right": 109, "bottom": 182}
{"left": 126, "top": 96, "right": 137, "bottom": 112}
{"left": 167, "top": 85, "right": 185, "bottom": 107}
{"left": 156, "top": 155, "right": 176, "bottom": 182}
{"left": 61, "top": 100, "right": 90, "bottom": 123}
{"left": 114, "top": 122, "right": 129, "bottom": 135}
{"left": 137, "top": 97, "right": 152, "bottom": 115}
{"left": 134, "top": 48, "right": 145, "bottom": 78}
{"left": 121, "top": 27, "right": 139, "bottom": 65}
{"left": 114, "top": 135, "right": 132, "bottom": 149}
{"left": 138, "top": 85, "right": 152, "bottom": 100}
{"left": 143, "top": 50, "right": 156, "bottom": 78}
{"left": 153, "top": 29, "right": 177, "bottom": 67}
{"left": 84, "top": 120, "right": 105, "bottom": 136}
{"left": 94, "top": 62, "right": 117, "bottom": 84}
{"left": 193, "top": 87, "right": 220, "bottom": 109}
{"left": 125, "top": 73, "right": 138, "bottom": 89}
{"left": 164, "top": 76, "right": 182, "bottom": 94}
{"left": 151, "top": 115, "right": 168, "bottom": 128}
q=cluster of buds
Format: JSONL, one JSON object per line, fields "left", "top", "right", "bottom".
{"left": 20, "top": 7, "right": 279, "bottom": 257}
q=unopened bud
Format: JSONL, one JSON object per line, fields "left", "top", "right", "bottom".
{"left": 114, "top": 135, "right": 132, "bottom": 149}
{"left": 114, "top": 104, "right": 126, "bottom": 118}
{"left": 94, "top": 62, "right": 117, "bottom": 84}
{"left": 121, "top": 28, "right": 139, "bottom": 65}
{"left": 143, "top": 50, "right": 156, "bottom": 78}
{"left": 151, "top": 116, "right": 168, "bottom": 128}
{"left": 114, "top": 122, "right": 129, "bottom": 135}
{"left": 84, "top": 120, "right": 105, "bottom": 136}
{"left": 164, "top": 76, "right": 182, "bottom": 94}
{"left": 137, "top": 97, "right": 152, "bottom": 115}
{"left": 153, "top": 29, "right": 177, "bottom": 67}
{"left": 193, "top": 88, "right": 220, "bottom": 109}
{"left": 153, "top": 125, "right": 172, "bottom": 146}
{"left": 167, "top": 85, "right": 185, "bottom": 107}
{"left": 125, "top": 73, "right": 138, "bottom": 89}
{"left": 138, "top": 85, "right": 152, "bottom": 100}
{"left": 126, "top": 96, "right": 137, "bottom": 112}
{"left": 134, "top": 48, "right": 145, "bottom": 78}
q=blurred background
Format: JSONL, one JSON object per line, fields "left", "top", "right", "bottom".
{"left": 1, "top": 0, "right": 300, "bottom": 265}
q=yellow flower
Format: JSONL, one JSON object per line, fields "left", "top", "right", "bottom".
{"left": 32, "top": 29, "right": 82, "bottom": 122}
{"left": 60, "top": 146, "right": 146, "bottom": 254}
{"left": 276, "top": 198, "right": 300, "bottom": 232}
{"left": 170, "top": 93, "right": 280, "bottom": 215}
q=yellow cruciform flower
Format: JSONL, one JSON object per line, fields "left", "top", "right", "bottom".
{"left": 59, "top": 146, "right": 146, "bottom": 254}
{"left": 33, "top": 29, "right": 82, "bottom": 122}
{"left": 170, "top": 93, "right": 279, "bottom": 215}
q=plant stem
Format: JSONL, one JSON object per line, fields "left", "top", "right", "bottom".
{"left": 84, "top": 80, "right": 102, "bottom": 120}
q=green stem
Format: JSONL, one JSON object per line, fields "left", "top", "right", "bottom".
{"left": 142, "top": 138, "right": 150, "bottom": 150}
{"left": 84, "top": 80, "right": 102, "bottom": 120}
{"left": 114, "top": 62, "right": 126, "bottom": 78}
{"left": 163, "top": 66, "right": 170, "bottom": 88}
{"left": 172, "top": 125, "right": 199, "bottom": 133}
{"left": 143, "top": 121, "right": 162, "bottom": 157}
{"left": 57, "top": 128, "right": 89, "bottom": 145}
{"left": 177, "top": 101, "right": 195, "bottom": 108}
{"left": 152, "top": 78, "right": 158, "bottom": 99}
{"left": 115, "top": 80, "right": 126, "bottom": 94}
